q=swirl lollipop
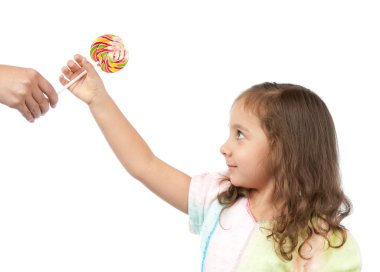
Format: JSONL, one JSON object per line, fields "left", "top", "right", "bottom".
{"left": 90, "top": 34, "right": 128, "bottom": 73}
{"left": 59, "top": 34, "right": 128, "bottom": 94}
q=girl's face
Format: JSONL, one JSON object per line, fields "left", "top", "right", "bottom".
{"left": 220, "top": 100, "right": 272, "bottom": 189}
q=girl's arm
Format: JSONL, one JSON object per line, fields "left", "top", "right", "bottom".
{"left": 59, "top": 55, "right": 191, "bottom": 214}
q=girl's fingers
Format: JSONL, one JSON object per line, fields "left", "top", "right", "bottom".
{"left": 60, "top": 66, "right": 86, "bottom": 91}
{"left": 59, "top": 57, "right": 89, "bottom": 92}
{"left": 62, "top": 63, "right": 86, "bottom": 80}
{"left": 66, "top": 60, "right": 82, "bottom": 74}
{"left": 61, "top": 66, "right": 74, "bottom": 79}
{"left": 59, "top": 74, "right": 69, "bottom": 86}
{"left": 74, "top": 54, "right": 85, "bottom": 65}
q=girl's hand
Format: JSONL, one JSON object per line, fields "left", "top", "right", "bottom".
{"left": 59, "top": 54, "right": 106, "bottom": 105}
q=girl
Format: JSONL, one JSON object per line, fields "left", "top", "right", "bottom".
{"left": 59, "top": 55, "right": 361, "bottom": 271}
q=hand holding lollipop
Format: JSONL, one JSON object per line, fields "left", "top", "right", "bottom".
{"left": 59, "top": 54, "right": 106, "bottom": 105}
{"left": 59, "top": 34, "right": 128, "bottom": 97}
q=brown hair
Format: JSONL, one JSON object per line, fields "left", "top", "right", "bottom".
{"left": 218, "top": 82, "right": 351, "bottom": 261}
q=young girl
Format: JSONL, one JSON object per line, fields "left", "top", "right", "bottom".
{"left": 59, "top": 55, "right": 361, "bottom": 271}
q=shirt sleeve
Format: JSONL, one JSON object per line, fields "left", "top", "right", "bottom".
{"left": 188, "top": 172, "right": 229, "bottom": 234}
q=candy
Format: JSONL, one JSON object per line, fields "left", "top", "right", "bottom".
{"left": 90, "top": 34, "right": 128, "bottom": 73}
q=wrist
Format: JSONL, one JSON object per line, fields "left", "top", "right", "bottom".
{"left": 88, "top": 89, "right": 112, "bottom": 111}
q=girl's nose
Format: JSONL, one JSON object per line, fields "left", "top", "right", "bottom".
{"left": 220, "top": 141, "right": 231, "bottom": 157}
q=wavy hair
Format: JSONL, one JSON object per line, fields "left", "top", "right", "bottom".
{"left": 218, "top": 82, "right": 351, "bottom": 261}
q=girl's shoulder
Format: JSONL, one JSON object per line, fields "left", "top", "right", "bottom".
{"left": 189, "top": 171, "right": 230, "bottom": 203}
{"left": 294, "top": 229, "right": 361, "bottom": 271}
{"left": 188, "top": 171, "right": 230, "bottom": 234}
{"left": 327, "top": 230, "right": 361, "bottom": 269}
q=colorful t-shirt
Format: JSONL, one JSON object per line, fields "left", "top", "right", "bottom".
{"left": 188, "top": 172, "right": 362, "bottom": 272}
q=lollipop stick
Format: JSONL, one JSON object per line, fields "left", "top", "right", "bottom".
{"left": 58, "top": 70, "right": 87, "bottom": 94}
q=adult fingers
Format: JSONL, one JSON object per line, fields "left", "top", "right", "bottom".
{"left": 37, "top": 74, "right": 58, "bottom": 108}
{"left": 18, "top": 102, "right": 34, "bottom": 122}
{"left": 25, "top": 95, "right": 42, "bottom": 119}
{"left": 32, "top": 89, "right": 50, "bottom": 115}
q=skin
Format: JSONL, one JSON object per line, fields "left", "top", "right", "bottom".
{"left": 60, "top": 55, "right": 332, "bottom": 266}
{"left": 221, "top": 102, "right": 330, "bottom": 269}
{"left": 59, "top": 55, "right": 191, "bottom": 213}
{"left": 59, "top": 55, "right": 277, "bottom": 218}
{"left": 0, "top": 65, "right": 58, "bottom": 122}
{"left": 220, "top": 101, "right": 276, "bottom": 221}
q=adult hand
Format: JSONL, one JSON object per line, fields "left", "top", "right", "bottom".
{"left": 0, "top": 65, "right": 58, "bottom": 122}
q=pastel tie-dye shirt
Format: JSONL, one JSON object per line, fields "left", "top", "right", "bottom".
{"left": 188, "top": 172, "right": 361, "bottom": 272}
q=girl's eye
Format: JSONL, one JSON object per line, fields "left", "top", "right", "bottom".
{"left": 236, "top": 130, "right": 245, "bottom": 140}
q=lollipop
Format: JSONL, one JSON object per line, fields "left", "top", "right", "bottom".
{"left": 59, "top": 34, "right": 128, "bottom": 94}
{"left": 90, "top": 34, "right": 128, "bottom": 73}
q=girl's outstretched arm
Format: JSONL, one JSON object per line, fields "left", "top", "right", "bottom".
{"left": 59, "top": 55, "right": 191, "bottom": 214}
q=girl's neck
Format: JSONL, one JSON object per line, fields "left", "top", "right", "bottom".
{"left": 248, "top": 182, "right": 276, "bottom": 222}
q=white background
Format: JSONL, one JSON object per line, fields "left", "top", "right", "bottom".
{"left": 0, "top": 0, "right": 378, "bottom": 271}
